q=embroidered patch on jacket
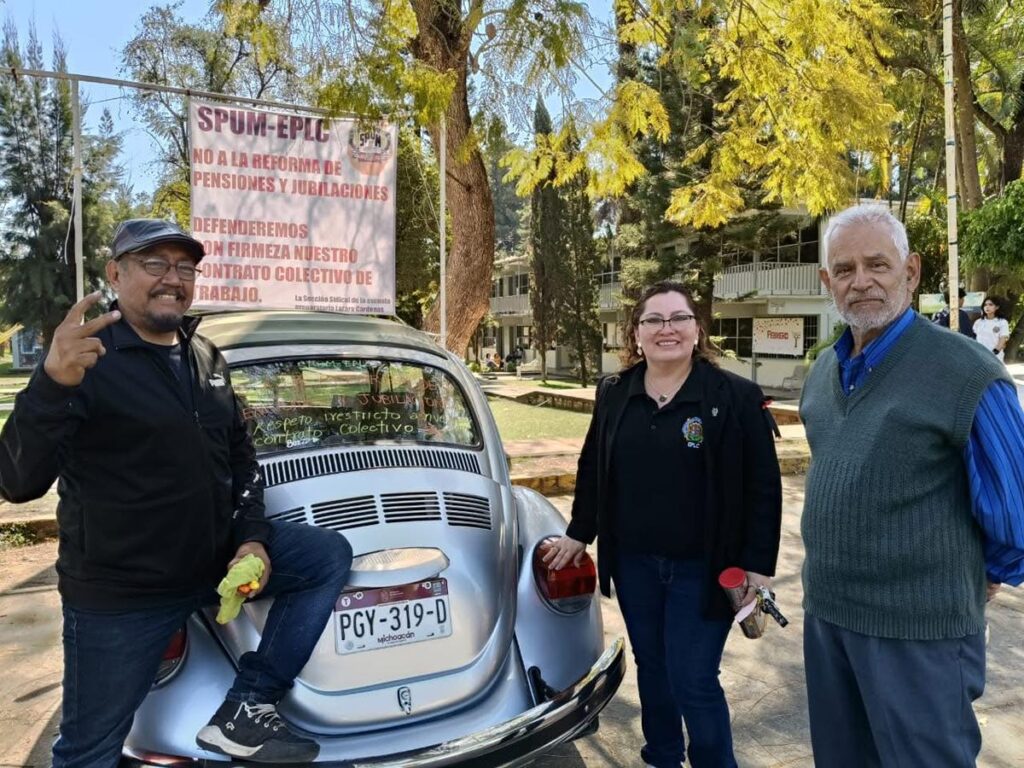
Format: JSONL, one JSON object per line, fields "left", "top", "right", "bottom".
{"left": 682, "top": 416, "right": 704, "bottom": 448}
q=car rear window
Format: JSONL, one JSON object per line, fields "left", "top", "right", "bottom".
{"left": 231, "top": 358, "right": 481, "bottom": 454}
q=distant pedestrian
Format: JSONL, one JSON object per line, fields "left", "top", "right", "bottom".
{"left": 802, "top": 206, "right": 1024, "bottom": 767}
{"left": 932, "top": 287, "right": 976, "bottom": 339}
{"left": 973, "top": 295, "right": 1011, "bottom": 361}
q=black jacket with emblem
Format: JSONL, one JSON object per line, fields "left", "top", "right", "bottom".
{"left": 0, "top": 310, "right": 268, "bottom": 610}
{"left": 566, "top": 359, "right": 783, "bottom": 619}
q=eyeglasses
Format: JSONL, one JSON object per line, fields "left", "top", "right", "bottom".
{"left": 638, "top": 314, "right": 696, "bottom": 331}
{"left": 126, "top": 256, "right": 202, "bottom": 281}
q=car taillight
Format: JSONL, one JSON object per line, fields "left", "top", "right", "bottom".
{"left": 154, "top": 627, "right": 187, "bottom": 685}
{"left": 532, "top": 536, "right": 597, "bottom": 613}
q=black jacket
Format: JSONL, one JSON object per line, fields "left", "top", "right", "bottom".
{"left": 0, "top": 311, "right": 268, "bottom": 610}
{"left": 566, "top": 360, "right": 783, "bottom": 619}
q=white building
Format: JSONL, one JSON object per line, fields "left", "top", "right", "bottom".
{"left": 486, "top": 210, "right": 871, "bottom": 389}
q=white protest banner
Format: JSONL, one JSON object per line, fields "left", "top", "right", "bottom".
{"left": 753, "top": 317, "right": 804, "bottom": 356}
{"left": 189, "top": 100, "right": 396, "bottom": 314}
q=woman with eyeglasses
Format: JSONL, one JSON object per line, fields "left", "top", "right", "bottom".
{"left": 542, "top": 281, "right": 783, "bottom": 768}
{"left": 972, "top": 295, "right": 1011, "bottom": 361}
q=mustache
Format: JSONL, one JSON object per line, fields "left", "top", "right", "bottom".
{"left": 845, "top": 292, "right": 888, "bottom": 304}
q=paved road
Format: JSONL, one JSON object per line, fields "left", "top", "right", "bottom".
{"left": 1, "top": 477, "right": 1022, "bottom": 767}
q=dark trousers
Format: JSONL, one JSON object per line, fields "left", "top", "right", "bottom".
{"left": 613, "top": 552, "right": 737, "bottom": 768}
{"left": 804, "top": 613, "right": 986, "bottom": 768}
{"left": 52, "top": 520, "right": 353, "bottom": 768}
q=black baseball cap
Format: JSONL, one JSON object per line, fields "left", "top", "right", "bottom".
{"left": 111, "top": 219, "right": 205, "bottom": 263}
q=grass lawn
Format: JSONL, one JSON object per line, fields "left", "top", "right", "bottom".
{"left": 486, "top": 397, "right": 592, "bottom": 442}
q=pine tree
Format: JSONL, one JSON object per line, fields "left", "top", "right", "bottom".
{"left": 558, "top": 124, "right": 602, "bottom": 385}
{"left": 529, "top": 99, "right": 566, "bottom": 381}
{"left": 0, "top": 24, "right": 123, "bottom": 343}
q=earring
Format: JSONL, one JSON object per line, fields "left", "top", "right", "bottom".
{"left": 637, "top": 344, "right": 644, "bottom": 356}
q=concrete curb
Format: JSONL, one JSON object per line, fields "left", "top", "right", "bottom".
{"left": 512, "top": 450, "right": 808, "bottom": 497}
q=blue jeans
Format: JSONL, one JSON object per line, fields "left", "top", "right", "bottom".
{"left": 52, "top": 520, "right": 352, "bottom": 768}
{"left": 613, "top": 552, "right": 737, "bottom": 768}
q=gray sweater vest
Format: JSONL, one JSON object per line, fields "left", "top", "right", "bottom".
{"left": 800, "top": 314, "right": 1010, "bottom": 639}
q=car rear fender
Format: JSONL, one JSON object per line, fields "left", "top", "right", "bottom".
{"left": 512, "top": 486, "right": 604, "bottom": 694}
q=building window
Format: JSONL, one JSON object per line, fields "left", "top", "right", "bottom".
{"left": 802, "top": 315, "right": 819, "bottom": 354}
{"left": 518, "top": 273, "right": 530, "bottom": 295}
{"left": 515, "top": 325, "right": 533, "bottom": 347}
{"left": 799, "top": 224, "right": 819, "bottom": 264}
{"left": 603, "top": 321, "right": 623, "bottom": 348}
{"left": 711, "top": 317, "right": 753, "bottom": 358}
{"left": 491, "top": 280, "right": 498, "bottom": 298}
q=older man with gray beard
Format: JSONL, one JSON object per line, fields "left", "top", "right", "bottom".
{"left": 799, "top": 206, "right": 1024, "bottom": 767}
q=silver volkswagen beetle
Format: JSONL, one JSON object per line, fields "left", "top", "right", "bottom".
{"left": 121, "top": 310, "right": 625, "bottom": 766}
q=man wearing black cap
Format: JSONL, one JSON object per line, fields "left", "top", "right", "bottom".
{"left": 932, "top": 287, "right": 976, "bottom": 339}
{"left": 0, "top": 219, "right": 353, "bottom": 765}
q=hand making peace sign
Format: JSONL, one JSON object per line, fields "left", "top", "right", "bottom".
{"left": 43, "top": 292, "right": 122, "bottom": 387}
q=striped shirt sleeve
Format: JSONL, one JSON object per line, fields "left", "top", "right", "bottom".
{"left": 964, "top": 379, "right": 1024, "bottom": 586}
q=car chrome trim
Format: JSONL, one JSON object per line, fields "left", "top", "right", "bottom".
{"left": 123, "top": 637, "right": 626, "bottom": 768}
{"left": 261, "top": 448, "right": 484, "bottom": 488}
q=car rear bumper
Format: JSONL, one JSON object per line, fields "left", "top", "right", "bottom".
{"left": 122, "top": 637, "right": 626, "bottom": 768}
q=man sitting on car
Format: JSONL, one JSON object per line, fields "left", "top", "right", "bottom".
{"left": 0, "top": 219, "right": 353, "bottom": 766}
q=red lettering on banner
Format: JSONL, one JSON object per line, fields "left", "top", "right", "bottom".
{"left": 197, "top": 284, "right": 261, "bottom": 302}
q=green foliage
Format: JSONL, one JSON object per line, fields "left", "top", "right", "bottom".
{"left": 805, "top": 322, "right": 845, "bottom": 363}
{"left": 557, "top": 125, "right": 603, "bottom": 385}
{"left": 529, "top": 99, "right": 567, "bottom": 380}
{"left": 0, "top": 24, "right": 124, "bottom": 343}
{"left": 122, "top": 3, "right": 297, "bottom": 224}
{"left": 0, "top": 523, "right": 39, "bottom": 550}
{"left": 479, "top": 114, "right": 525, "bottom": 255}
{"left": 905, "top": 211, "right": 949, "bottom": 293}
{"left": 961, "top": 180, "right": 1024, "bottom": 271}
{"left": 395, "top": 127, "right": 441, "bottom": 327}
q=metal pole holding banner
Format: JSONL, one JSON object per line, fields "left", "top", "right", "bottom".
{"left": 439, "top": 116, "right": 447, "bottom": 352}
{"left": 942, "top": 0, "right": 960, "bottom": 331}
{"left": 71, "top": 77, "right": 84, "bottom": 303}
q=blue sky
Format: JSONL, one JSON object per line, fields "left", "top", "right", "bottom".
{"left": 4, "top": 0, "right": 212, "bottom": 193}
{"left": 3, "top": 0, "right": 615, "bottom": 194}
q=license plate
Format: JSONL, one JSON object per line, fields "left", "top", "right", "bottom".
{"left": 334, "top": 579, "right": 452, "bottom": 655}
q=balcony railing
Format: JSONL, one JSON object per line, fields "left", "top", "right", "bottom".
{"left": 714, "top": 262, "right": 822, "bottom": 299}
{"left": 490, "top": 293, "right": 530, "bottom": 316}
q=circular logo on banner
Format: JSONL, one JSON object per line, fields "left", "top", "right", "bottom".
{"left": 348, "top": 126, "right": 393, "bottom": 176}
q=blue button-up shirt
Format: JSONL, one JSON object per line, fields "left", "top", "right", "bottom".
{"left": 834, "top": 308, "right": 1024, "bottom": 585}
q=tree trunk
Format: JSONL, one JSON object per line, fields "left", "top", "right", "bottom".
{"left": 953, "top": 0, "right": 982, "bottom": 210}
{"left": 1005, "top": 312, "right": 1024, "bottom": 363}
{"left": 1004, "top": 125, "right": 1024, "bottom": 186}
{"left": 899, "top": 95, "right": 927, "bottom": 222}
{"left": 410, "top": 2, "right": 495, "bottom": 356}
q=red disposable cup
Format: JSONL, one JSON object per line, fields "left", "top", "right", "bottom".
{"left": 719, "top": 567, "right": 747, "bottom": 590}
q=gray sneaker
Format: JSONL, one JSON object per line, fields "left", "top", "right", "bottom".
{"left": 196, "top": 700, "right": 319, "bottom": 763}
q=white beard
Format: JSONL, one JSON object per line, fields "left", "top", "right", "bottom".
{"left": 834, "top": 281, "right": 911, "bottom": 332}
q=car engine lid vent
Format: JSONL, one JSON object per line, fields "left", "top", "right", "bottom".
{"left": 261, "top": 448, "right": 482, "bottom": 488}
{"left": 381, "top": 491, "right": 442, "bottom": 523}
{"left": 310, "top": 495, "right": 380, "bottom": 531}
{"left": 443, "top": 493, "right": 492, "bottom": 530}
{"left": 271, "top": 506, "right": 309, "bottom": 524}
